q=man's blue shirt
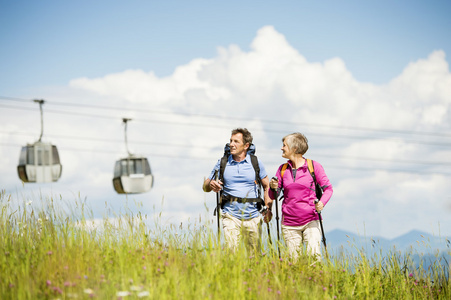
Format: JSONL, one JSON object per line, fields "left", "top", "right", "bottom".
{"left": 209, "top": 154, "right": 267, "bottom": 220}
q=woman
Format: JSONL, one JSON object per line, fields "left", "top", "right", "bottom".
{"left": 269, "top": 133, "right": 333, "bottom": 260}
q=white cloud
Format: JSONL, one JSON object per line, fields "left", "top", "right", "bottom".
{"left": 2, "top": 26, "right": 450, "bottom": 240}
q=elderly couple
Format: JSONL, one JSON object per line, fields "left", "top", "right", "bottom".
{"left": 203, "top": 128, "right": 333, "bottom": 260}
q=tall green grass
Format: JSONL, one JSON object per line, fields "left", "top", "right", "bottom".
{"left": 1, "top": 190, "right": 449, "bottom": 299}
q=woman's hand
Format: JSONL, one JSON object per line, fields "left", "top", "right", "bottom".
{"left": 270, "top": 177, "right": 278, "bottom": 190}
{"left": 315, "top": 200, "right": 324, "bottom": 212}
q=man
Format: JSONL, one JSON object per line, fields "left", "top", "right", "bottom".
{"left": 203, "top": 128, "right": 272, "bottom": 252}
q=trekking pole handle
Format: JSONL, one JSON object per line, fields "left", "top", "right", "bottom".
{"left": 314, "top": 199, "right": 322, "bottom": 213}
{"left": 270, "top": 177, "right": 278, "bottom": 191}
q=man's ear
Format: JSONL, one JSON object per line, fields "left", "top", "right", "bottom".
{"left": 244, "top": 143, "right": 250, "bottom": 151}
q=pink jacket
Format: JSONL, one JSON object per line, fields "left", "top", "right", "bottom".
{"left": 269, "top": 159, "right": 333, "bottom": 226}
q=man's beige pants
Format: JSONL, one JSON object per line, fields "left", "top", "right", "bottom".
{"left": 222, "top": 213, "right": 262, "bottom": 252}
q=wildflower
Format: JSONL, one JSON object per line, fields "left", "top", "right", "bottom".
{"left": 409, "top": 273, "right": 413, "bottom": 278}
{"left": 117, "top": 291, "right": 130, "bottom": 297}
{"left": 268, "top": 288, "right": 272, "bottom": 292}
{"left": 84, "top": 288, "right": 94, "bottom": 294}
{"left": 279, "top": 258, "right": 283, "bottom": 262}
{"left": 143, "top": 266, "right": 147, "bottom": 270}
{"left": 137, "top": 291, "right": 150, "bottom": 298}
{"left": 323, "top": 287, "right": 326, "bottom": 291}
{"left": 84, "top": 275, "right": 88, "bottom": 279}
{"left": 47, "top": 251, "right": 53, "bottom": 255}
{"left": 9, "top": 283, "right": 14, "bottom": 288}
{"left": 130, "top": 286, "right": 142, "bottom": 292}
{"left": 247, "top": 288, "right": 251, "bottom": 292}
{"left": 64, "top": 282, "right": 71, "bottom": 287}
{"left": 277, "top": 291, "right": 281, "bottom": 295}
{"left": 142, "top": 256, "right": 145, "bottom": 260}
{"left": 46, "top": 280, "right": 52, "bottom": 286}
{"left": 26, "top": 201, "right": 32, "bottom": 205}
{"left": 243, "top": 281, "right": 247, "bottom": 285}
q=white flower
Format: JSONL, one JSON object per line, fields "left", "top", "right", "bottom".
{"left": 130, "top": 285, "right": 142, "bottom": 291}
{"left": 83, "top": 289, "right": 94, "bottom": 294}
{"left": 116, "top": 291, "right": 130, "bottom": 297}
{"left": 137, "top": 291, "right": 150, "bottom": 298}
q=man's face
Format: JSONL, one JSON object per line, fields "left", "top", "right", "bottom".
{"left": 229, "top": 133, "right": 249, "bottom": 156}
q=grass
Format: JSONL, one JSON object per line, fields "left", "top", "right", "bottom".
{"left": 1, "top": 189, "right": 449, "bottom": 299}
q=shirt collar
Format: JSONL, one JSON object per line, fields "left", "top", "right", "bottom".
{"left": 230, "top": 153, "right": 251, "bottom": 164}
{"left": 287, "top": 159, "right": 307, "bottom": 170}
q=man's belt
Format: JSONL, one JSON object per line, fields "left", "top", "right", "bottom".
{"left": 221, "top": 194, "right": 262, "bottom": 203}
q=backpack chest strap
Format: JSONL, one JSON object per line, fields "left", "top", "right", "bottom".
{"left": 221, "top": 194, "right": 262, "bottom": 204}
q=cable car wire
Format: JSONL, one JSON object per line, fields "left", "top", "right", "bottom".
{"left": 1, "top": 96, "right": 451, "bottom": 138}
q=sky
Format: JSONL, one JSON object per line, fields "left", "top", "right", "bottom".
{"left": 1, "top": 0, "right": 450, "bottom": 241}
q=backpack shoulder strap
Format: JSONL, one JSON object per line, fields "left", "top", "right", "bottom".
{"left": 250, "top": 154, "right": 261, "bottom": 184}
{"left": 280, "top": 163, "right": 289, "bottom": 179}
{"left": 219, "top": 155, "right": 228, "bottom": 182}
{"left": 307, "top": 159, "right": 315, "bottom": 180}
{"left": 307, "top": 158, "right": 323, "bottom": 200}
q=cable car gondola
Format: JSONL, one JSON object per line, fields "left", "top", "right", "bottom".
{"left": 112, "top": 118, "right": 153, "bottom": 194}
{"left": 17, "top": 99, "right": 62, "bottom": 183}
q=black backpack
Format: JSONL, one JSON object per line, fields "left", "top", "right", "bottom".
{"left": 217, "top": 143, "right": 263, "bottom": 209}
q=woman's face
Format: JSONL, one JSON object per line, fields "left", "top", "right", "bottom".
{"left": 281, "top": 139, "right": 295, "bottom": 159}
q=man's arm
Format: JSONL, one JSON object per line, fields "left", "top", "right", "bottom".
{"left": 203, "top": 178, "right": 212, "bottom": 192}
{"left": 261, "top": 176, "right": 272, "bottom": 210}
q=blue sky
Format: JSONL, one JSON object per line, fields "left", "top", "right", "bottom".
{"left": 1, "top": 0, "right": 450, "bottom": 241}
{"left": 2, "top": 0, "right": 450, "bottom": 92}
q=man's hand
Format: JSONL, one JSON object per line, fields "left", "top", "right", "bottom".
{"left": 209, "top": 179, "right": 223, "bottom": 193}
{"left": 262, "top": 208, "right": 272, "bottom": 223}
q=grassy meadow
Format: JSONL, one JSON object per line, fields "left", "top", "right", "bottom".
{"left": 1, "top": 190, "right": 450, "bottom": 299}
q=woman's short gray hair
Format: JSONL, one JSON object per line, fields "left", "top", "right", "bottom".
{"left": 282, "top": 132, "right": 308, "bottom": 155}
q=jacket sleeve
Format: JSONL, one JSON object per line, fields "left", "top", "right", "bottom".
{"left": 313, "top": 160, "right": 333, "bottom": 206}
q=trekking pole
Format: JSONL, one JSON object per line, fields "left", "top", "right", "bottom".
{"left": 262, "top": 206, "right": 272, "bottom": 246}
{"left": 315, "top": 199, "right": 327, "bottom": 254}
{"left": 267, "top": 223, "right": 272, "bottom": 245}
{"left": 271, "top": 177, "right": 281, "bottom": 258}
{"left": 214, "top": 170, "right": 221, "bottom": 244}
